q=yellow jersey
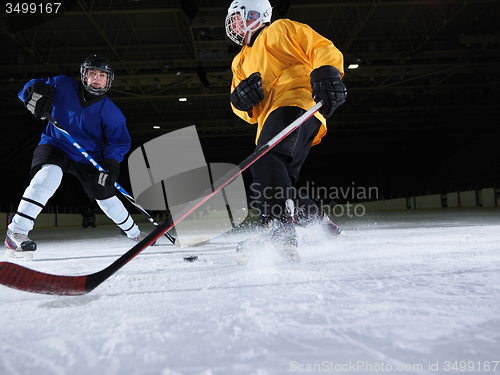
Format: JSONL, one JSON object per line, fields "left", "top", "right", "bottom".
{"left": 230, "top": 18, "right": 344, "bottom": 146}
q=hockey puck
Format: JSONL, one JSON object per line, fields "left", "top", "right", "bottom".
{"left": 183, "top": 255, "right": 198, "bottom": 262}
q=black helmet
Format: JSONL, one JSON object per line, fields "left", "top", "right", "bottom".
{"left": 80, "top": 54, "right": 115, "bottom": 95}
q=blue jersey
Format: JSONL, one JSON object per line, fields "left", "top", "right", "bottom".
{"left": 18, "top": 75, "right": 131, "bottom": 164}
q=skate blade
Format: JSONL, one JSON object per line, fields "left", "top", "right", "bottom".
{"left": 5, "top": 248, "right": 34, "bottom": 261}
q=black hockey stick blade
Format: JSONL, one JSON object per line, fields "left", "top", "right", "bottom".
{"left": 0, "top": 102, "right": 322, "bottom": 295}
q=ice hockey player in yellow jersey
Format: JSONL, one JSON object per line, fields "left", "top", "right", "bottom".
{"left": 226, "top": 0, "right": 347, "bottom": 263}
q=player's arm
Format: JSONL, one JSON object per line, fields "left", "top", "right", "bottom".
{"left": 310, "top": 66, "right": 347, "bottom": 119}
{"left": 98, "top": 106, "right": 131, "bottom": 187}
{"left": 305, "top": 26, "right": 346, "bottom": 119}
{"left": 229, "top": 64, "right": 262, "bottom": 123}
{"left": 230, "top": 72, "right": 264, "bottom": 113}
{"left": 281, "top": 20, "right": 347, "bottom": 119}
{"left": 19, "top": 79, "right": 55, "bottom": 119}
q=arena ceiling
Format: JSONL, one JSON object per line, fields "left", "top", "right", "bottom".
{"left": 1, "top": 0, "right": 499, "bottom": 207}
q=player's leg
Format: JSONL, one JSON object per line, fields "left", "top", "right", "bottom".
{"left": 70, "top": 161, "right": 152, "bottom": 243}
{"left": 5, "top": 145, "right": 65, "bottom": 259}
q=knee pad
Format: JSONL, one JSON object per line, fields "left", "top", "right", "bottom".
{"left": 25, "top": 164, "right": 63, "bottom": 202}
{"left": 96, "top": 196, "right": 126, "bottom": 220}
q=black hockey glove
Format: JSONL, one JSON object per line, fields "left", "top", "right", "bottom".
{"left": 230, "top": 72, "right": 264, "bottom": 112}
{"left": 24, "top": 82, "right": 55, "bottom": 119}
{"left": 310, "top": 65, "right": 347, "bottom": 119}
{"left": 98, "top": 159, "right": 120, "bottom": 187}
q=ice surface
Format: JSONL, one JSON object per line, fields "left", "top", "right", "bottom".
{"left": 1, "top": 208, "right": 499, "bottom": 375}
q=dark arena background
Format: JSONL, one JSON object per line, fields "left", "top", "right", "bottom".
{"left": 1, "top": 0, "right": 499, "bottom": 213}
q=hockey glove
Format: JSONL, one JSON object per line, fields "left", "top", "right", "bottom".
{"left": 97, "top": 159, "right": 120, "bottom": 187}
{"left": 310, "top": 65, "right": 347, "bottom": 119}
{"left": 230, "top": 72, "right": 264, "bottom": 112}
{"left": 24, "top": 82, "right": 55, "bottom": 119}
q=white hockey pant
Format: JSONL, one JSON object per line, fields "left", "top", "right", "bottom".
{"left": 9, "top": 164, "right": 63, "bottom": 235}
{"left": 9, "top": 164, "right": 140, "bottom": 239}
{"left": 97, "top": 196, "right": 140, "bottom": 239}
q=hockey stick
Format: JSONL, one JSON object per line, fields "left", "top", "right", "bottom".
{"left": 0, "top": 102, "right": 322, "bottom": 295}
{"left": 43, "top": 113, "right": 177, "bottom": 245}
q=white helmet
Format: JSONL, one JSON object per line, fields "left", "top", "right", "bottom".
{"left": 225, "top": 0, "right": 272, "bottom": 46}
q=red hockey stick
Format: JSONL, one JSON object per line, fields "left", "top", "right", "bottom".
{"left": 0, "top": 102, "right": 322, "bottom": 295}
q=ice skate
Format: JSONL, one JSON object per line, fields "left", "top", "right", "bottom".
{"left": 131, "top": 231, "right": 157, "bottom": 246}
{"left": 301, "top": 210, "right": 345, "bottom": 245}
{"left": 277, "top": 241, "right": 301, "bottom": 263}
{"left": 235, "top": 228, "right": 268, "bottom": 264}
{"left": 271, "top": 215, "right": 300, "bottom": 263}
{"left": 320, "top": 211, "right": 346, "bottom": 238}
{"left": 4, "top": 229, "right": 37, "bottom": 260}
{"left": 236, "top": 199, "right": 300, "bottom": 264}
{"left": 236, "top": 220, "right": 300, "bottom": 264}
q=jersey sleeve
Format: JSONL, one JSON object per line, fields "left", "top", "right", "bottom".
{"left": 101, "top": 100, "right": 131, "bottom": 163}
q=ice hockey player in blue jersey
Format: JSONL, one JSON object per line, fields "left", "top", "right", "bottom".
{"left": 5, "top": 54, "right": 151, "bottom": 260}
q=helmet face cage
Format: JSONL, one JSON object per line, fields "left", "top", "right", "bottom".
{"left": 225, "top": 9, "right": 247, "bottom": 46}
{"left": 225, "top": 0, "right": 272, "bottom": 46}
{"left": 80, "top": 55, "right": 115, "bottom": 95}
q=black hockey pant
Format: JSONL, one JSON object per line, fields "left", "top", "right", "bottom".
{"left": 249, "top": 106, "right": 322, "bottom": 225}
